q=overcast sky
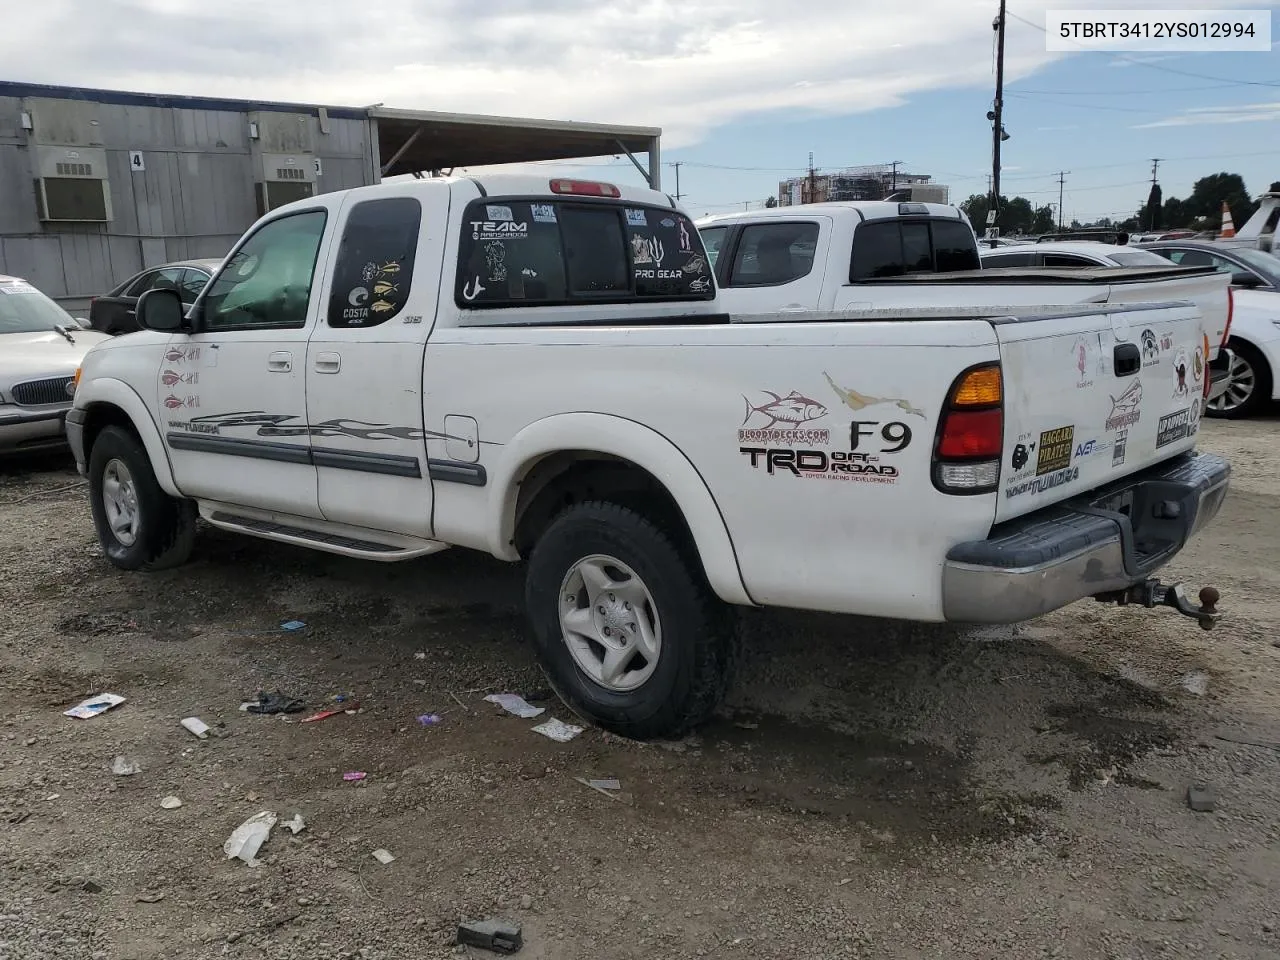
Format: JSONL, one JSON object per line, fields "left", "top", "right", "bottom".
{"left": 3, "top": 0, "right": 1277, "bottom": 221}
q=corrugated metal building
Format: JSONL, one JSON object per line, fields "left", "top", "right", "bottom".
{"left": 0, "top": 82, "right": 662, "bottom": 312}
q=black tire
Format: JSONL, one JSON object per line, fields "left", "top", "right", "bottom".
{"left": 524, "top": 501, "right": 738, "bottom": 740}
{"left": 88, "top": 425, "right": 197, "bottom": 571}
{"left": 1207, "top": 339, "right": 1271, "bottom": 420}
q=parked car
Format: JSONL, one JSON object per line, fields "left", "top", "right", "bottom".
{"left": 979, "top": 240, "right": 1173, "bottom": 269}
{"left": 69, "top": 174, "right": 1228, "bottom": 740}
{"left": 1141, "top": 240, "right": 1280, "bottom": 418}
{"left": 89, "top": 259, "right": 222, "bottom": 334}
{"left": 1, "top": 275, "right": 109, "bottom": 455}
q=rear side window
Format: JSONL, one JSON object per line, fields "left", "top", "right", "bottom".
{"left": 699, "top": 226, "right": 727, "bottom": 269}
{"left": 327, "top": 197, "right": 422, "bottom": 328}
{"left": 727, "top": 222, "right": 819, "bottom": 287}
{"left": 1042, "top": 253, "right": 1094, "bottom": 267}
{"left": 982, "top": 252, "right": 1035, "bottom": 267}
{"left": 850, "top": 218, "right": 980, "bottom": 281}
{"left": 455, "top": 199, "right": 713, "bottom": 308}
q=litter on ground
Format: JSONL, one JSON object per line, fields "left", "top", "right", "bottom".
{"left": 372, "top": 848, "right": 396, "bottom": 864}
{"left": 417, "top": 713, "right": 442, "bottom": 726}
{"left": 180, "top": 717, "right": 211, "bottom": 739}
{"left": 111, "top": 756, "right": 141, "bottom": 776}
{"left": 63, "top": 693, "right": 125, "bottom": 719}
{"left": 160, "top": 796, "right": 183, "bottom": 810}
{"left": 282, "top": 814, "right": 306, "bottom": 834}
{"left": 343, "top": 771, "right": 367, "bottom": 782}
{"left": 575, "top": 777, "right": 627, "bottom": 802}
{"left": 301, "top": 704, "right": 358, "bottom": 723}
{"left": 223, "top": 811, "right": 277, "bottom": 866}
{"left": 243, "top": 691, "right": 305, "bottom": 715}
{"left": 532, "top": 718, "right": 584, "bottom": 742}
{"left": 484, "top": 693, "right": 545, "bottom": 719}
{"left": 457, "top": 918, "right": 523, "bottom": 954}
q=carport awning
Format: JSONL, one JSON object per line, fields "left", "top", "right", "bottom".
{"left": 371, "top": 107, "right": 660, "bottom": 179}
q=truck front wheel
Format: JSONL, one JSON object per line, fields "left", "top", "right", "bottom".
{"left": 88, "top": 426, "right": 197, "bottom": 571}
{"left": 524, "top": 501, "right": 737, "bottom": 740}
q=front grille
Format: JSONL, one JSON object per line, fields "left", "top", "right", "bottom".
{"left": 11, "top": 376, "right": 75, "bottom": 406}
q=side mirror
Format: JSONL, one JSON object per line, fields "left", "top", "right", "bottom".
{"left": 1232, "top": 272, "right": 1264, "bottom": 289}
{"left": 135, "top": 287, "right": 186, "bottom": 331}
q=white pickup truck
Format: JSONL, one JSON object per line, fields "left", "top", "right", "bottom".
{"left": 696, "top": 203, "right": 1231, "bottom": 348}
{"left": 67, "top": 175, "right": 1228, "bottom": 740}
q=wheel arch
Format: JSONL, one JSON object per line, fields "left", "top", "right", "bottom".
{"left": 77, "top": 379, "right": 179, "bottom": 496}
{"left": 488, "top": 413, "right": 753, "bottom": 606}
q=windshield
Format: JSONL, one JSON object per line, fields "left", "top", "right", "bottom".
{"left": 1232, "top": 248, "right": 1280, "bottom": 286}
{"left": 1108, "top": 249, "right": 1171, "bottom": 267}
{"left": 0, "top": 281, "right": 74, "bottom": 335}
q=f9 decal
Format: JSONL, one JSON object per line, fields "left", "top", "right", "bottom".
{"left": 850, "top": 421, "right": 913, "bottom": 453}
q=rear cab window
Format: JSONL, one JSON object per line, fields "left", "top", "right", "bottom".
{"left": 454, "top": 198, "right": 714, "bottom": 308}
{"left": 849, "top": 218, "right": 980, "bottom": 281}
{"left": 726, "top": 222, "right": 820, "bottom": 287}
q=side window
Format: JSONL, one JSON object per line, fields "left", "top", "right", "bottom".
{"left": 982, "top": 252, "right": 1034, "bottom": 267}
{"left": 933, "top": 221, "right": 981, "bottom": 271}
{"left": 178, "top": 270, "right": 209, "bottom": 304}
{"left": 327, "top": 197, "right": 422, "bottom": 328}
{"left": 698, "top": 226, "right": 727, "bottom": 269}
{"left": 124, "top": 270, "right": 158, "bottom": 297}
{"left": 1042, "top": 254, "right": 1094, "bottom": 267}
{"left": 203, "top": 210, "right": 327, "bottom": 330}
{"left": 727, "top": 222, "right": 820, "bottom": 287}
{"left": 128, "top": 267, "right": 182, "bottom": 297}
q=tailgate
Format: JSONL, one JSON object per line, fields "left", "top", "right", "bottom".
{"left": 996, "top": 303, "right": 1206, "bottom": 522}
{"left": 1097, "top": 272, "right": 1229, "bottom": 357}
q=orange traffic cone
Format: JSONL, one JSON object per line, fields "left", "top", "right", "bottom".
{"left": 1219, "top": 201, "right": 1236, "bottom": 238}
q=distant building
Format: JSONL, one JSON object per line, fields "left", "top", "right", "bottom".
{"left": 778, "top": 164, "right": 949, "bottom": 206}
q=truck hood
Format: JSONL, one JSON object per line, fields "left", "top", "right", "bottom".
{"left": 0, "top": 330, "right": 111, "bottom": 381}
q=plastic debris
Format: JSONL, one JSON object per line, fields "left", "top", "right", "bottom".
{"left": 181, "top": 717, "right": 211, "bottom": 739}
{"left": 417, "top": 713, "right": 442, "bottom": 726}
{"left": 588, "top": 778, "right": 621, "bottom": 791}
{"left": 414, "top": 652, "right": 427, "bottom": 660}
{"left": 457, "top": 918, "right": 523, "bottom": 954}
{"left": 64, "top": 693, "right": 125, "bottom": 720}
{"left": 244, "top": 691, "right": 305, "bottom": 715}
{"left": 575, "top": 777, "right": 626, "bottom": 803}
{"left": 1187, "top": 783, "right": 1216, "bottom": 812}
{"left": 485, "top": 694, "right": 545, "bottom": 719}
{"left": 111, "top": 756, "right": 141, "bottom": 776}
{"left": 280, "top": 620, "right": 306, "bottom": 632}
{"left": 136, "top": 891, "right": 165, "bottom": 903}
{"left": 343, "top": 771, "right": 367, "bottom": 782}
{"left": 160, "top": 796, "right": 183, "bottom": 810}
{"left": 532, "top": 718, "right": 584, "bottom": 742}
{"left": 371, "top": 848, "right": 396, "bottom": 865}
{"left": 223, "top": 811, "right": 277, "bottom": 866}
{"left": 1182, "top": 672, "right": 1210, "bottom": 697}
{"left": 300, "top": 707, "right": 347, "bottom": 723}
{"left": 282, "top": 814, "right": 306, "bottom": 835}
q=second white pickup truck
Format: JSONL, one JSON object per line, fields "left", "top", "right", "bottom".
{"left": 67, "top": 175, "right": 1228, "bottom": 739}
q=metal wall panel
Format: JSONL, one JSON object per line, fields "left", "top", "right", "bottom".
{"left": 1, "top": 237, "right": 65, "bottom": 293}
{"left": 0, "top": 142, "right": 40, "bottom": 233}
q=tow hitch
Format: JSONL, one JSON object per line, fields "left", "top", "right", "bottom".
{"left": 1095, "top": 581, "right": 1222, "bottom": 631}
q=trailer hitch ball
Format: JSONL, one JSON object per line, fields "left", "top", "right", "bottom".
{"left": 1199, "top": 586, "right": 1220, "bottom": 615}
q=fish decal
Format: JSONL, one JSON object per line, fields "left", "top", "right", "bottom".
{"left": 1109, "top": 379, "right": 1142, "bottom": 413}
{"left": 369, "top": 300, "right": 395, "bottom": 314}
{"left": 161, "top": 370, "right": 198, "bottom": 387}
{"left": 742, "top": 390, "right": 828, "bottom": 430}
{"left": 373, "top": 281, "right": 398, "bottom": 297}
{"left": 164, "top": 347, "right": 200, "bottom": 364}
{"left": 681, "top": 255, "right": 707, "bottom": 275}
{"left": 378, "top": 261, "right": 401, "bottom": 275}
{"left": 163, "top": 395, "right": 198, "bottom": 410}
{"left": 824, "top": 372, "right": 926, "bottom": 419}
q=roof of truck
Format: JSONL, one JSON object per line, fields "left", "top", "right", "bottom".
{"left": 695, "top": 201, "right": 965, "bottom": 227}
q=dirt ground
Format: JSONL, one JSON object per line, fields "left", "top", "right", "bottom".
{"left": 2, "top": 417, "right": 1279, "bottom": 960}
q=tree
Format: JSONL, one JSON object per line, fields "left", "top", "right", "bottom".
{"left": 1031, "top": 204, "right": 1056, "bottom": 233}
{"left": 764, "top": 196, "right": 778, "bottom": 208}
{"left": 960, "top": 193, "right": 1041, "bottom": 235}
{"left": 1186, "top": 173, "right": 1256, "bottom": 230}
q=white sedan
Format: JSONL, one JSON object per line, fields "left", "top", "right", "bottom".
{"left": 978, "top": 240, "right": 1174, "bottom": 269}
{"left": 0, "top": 275, "right": 109, "bottom": 455}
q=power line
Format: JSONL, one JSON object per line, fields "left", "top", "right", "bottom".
{"left": 1006, "top": 82, "right": 1243, "bottom": 95}
{"left": 1006, "top": 8, "right": 1280, "bottom": 87}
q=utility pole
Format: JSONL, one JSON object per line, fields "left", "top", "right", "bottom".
{"left": 1150, "top": 158, "right": 1161, "bottom": 184}
{"left": 807, "top": 152, "right": 817, "bottom": 205}
{"left": 1056, "top": 171, "right": 1070, "bottom": 231}
{"left": 668, "top": 161, "right": 684, "bottom": 201}
{"left": 889, "top": 160, "right": 902, "bottom": 195}
{"left": 988, "top": 0, "right": 1007, "bottom": 248}
{"left": 1146, "top": 157, "right": 1163, "bottom": 231}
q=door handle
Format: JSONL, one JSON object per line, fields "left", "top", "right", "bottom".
{"left": 314, "top": 352, "right": 342, "bottom": 374}
{"left": 267, "top": 351, "right": 292, "bottom": 373}
{"left": 1114, "top": 342, "right": 1140, "bottom": 377}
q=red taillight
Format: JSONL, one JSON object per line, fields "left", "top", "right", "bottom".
{"left": 549, "top": 179, "right": 621, "bottom": 198}
{"left": 1202, "top": 333, "right": 1213, "bottom": 399}
{"left": 1222, "top": 286, "right": 1234, "bottom": 348}
{"left": 932, "top": 363, "right": 1003, "bottom": 495}
{"left": 937, "top": 409, "right": 1003, "bottom": 458}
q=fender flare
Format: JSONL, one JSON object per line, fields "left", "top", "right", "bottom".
{"left": 77, "top": 378, "right": 180, "bottom": 497}
{"left": 487, "top": 412, "right": 753, "bottom": 606}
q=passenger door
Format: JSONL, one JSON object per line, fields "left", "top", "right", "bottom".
{"left": 306, "top": 186, "right": 446, "bottom": 537}
{"left": 715, "top": 219, "right": 829, "bottom": 314}
{"left": 158, "top": 207, "right": 335, "bottom": 517}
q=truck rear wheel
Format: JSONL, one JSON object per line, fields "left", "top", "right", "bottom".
{"left": 524, "top": 501, "right": 737, "bottom": 740}
{"left": 88, "top": 426, "right": 197, "bottom": 571}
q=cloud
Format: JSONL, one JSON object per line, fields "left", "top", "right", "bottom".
{"left": 1108, "top": 54, "right": 1180, "bottom": 68}
{"left": 1034, "top": 125, "right": 1080, "bottom": 132}
{"left": 0, "top": 0, "right": 1254, "bottom": 151}
{"left": 1134, "top": 101, "right": 1280, "bottom": 129}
